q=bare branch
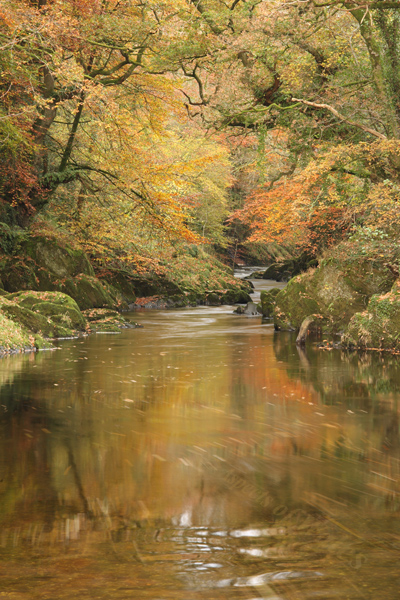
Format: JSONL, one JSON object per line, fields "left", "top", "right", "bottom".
{"left": 292, "top": 97, "right": 387, "bottom": 139}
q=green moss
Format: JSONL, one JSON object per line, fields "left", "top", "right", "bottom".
{"left": 8, "top": 290, "right": 81, "bottom": 311}
{"left": 1, "top": 303, "right": 54, "bottom": 336}
{"left": 21, "top": 236, "right": 94, "bottom": 278}
{"left": 31, "top": 301, "right": 86, "bottom": 331}
{"left": 259, "top": 288, "right": 281, "bottom": 318}
{"left": 274, "top": 274, "right": 320, "bottom": 330}
{"left": 59, "top": 275, "right": 116, "bottom": 310}
{"left": 0, "top": 303, "right": 74, "bottom": 338}
{"left": 0, "top": 311, "right": 35, "bottom": 353}
{"left": 342, "top": 281, "right": 400, "bottom": 351}
{"left": 89, "top": 321, "right": 122, "bottom": 333}
{"left": 273, "top": 255, "right": 393, "bottom": 334}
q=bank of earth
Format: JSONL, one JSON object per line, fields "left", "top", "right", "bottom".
{"left": 0, "top": 235, "right": 252, "bottom": 355}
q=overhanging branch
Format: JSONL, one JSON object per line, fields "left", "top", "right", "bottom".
{"left": 292, "top": 97, "right": 387, "bottom": 139}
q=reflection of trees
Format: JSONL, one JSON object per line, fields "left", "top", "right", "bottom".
{"left": 273, "top": 332, "right": 400, "bottom": 410}
{"left": 0, "top": 323, "right": 399, "bottom": 591}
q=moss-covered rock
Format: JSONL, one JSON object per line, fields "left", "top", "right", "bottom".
{"left": 0, "top": 290, "right": 89, "bottom": 353}
{"left": 274, "top": 274, "right": 320, "bottom": 330}
{"left": 342, "top": 281, "right": 400, "bottom": 351}
{"left": 244, "top": 270, "right": 264, "bottom": 279}
{"left": 274, "top": 253, "right": 396, "bottom": 333}
{"left": 259, "top": 287, "right": 281, "bottom": 318}
{"left": 263, "top": 254, "right": 316, "bottom": 282}
{"left": 309, "top": 263, "right": 366, "bottom": 329}
{"left": 129, "top": 274, "right": 184, "bottom": 298}
{"left": 58, "top": 275, "right": 116, "bottom": 310}
{"left": 21, "top": 236, "right": 94, "bottom": 279}
{"left": 0, "top": 310, "right": 37, "bottom": 355}
{"left": 96, "top": 269, "right": 136, "bottom": 305}
{"left": 8, "top": 290, "right": 81, "bottom": 311}
{"left": 82, "top": 308, "right": 136, "bottom": 332}
{"left": 206, "top": 292, "right": 222, "bottom": 306}
{"left": 221, "top": 289, "right": 252, "bottom": 304}
{"left": 31, "top": 301, "right": 86, "bottom": 331}
{"left": 6, "top": 291, "right": 86, "bottom": 331}
{"left": 263, "top": 262, "right": 294, "bottom": 282}
{"left": 0, "top": 302, "right": 70, "bottom": 338}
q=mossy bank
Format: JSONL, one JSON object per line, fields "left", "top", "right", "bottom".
{"left": 269, "top": 240, "right": 400, "bottom": 352}
{"left": 0, "top": 234, "right": 251, "bottom": 354}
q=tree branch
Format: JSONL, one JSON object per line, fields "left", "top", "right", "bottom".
{"left": 292, "top": 97, "right": 387, "bottom": 139}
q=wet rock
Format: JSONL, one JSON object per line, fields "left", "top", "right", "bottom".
{"left": 244, "top": 270, "right": 264, "bottom": 279}
{"left": 206, "top": 292, "right": 222, "bottom": 306}
{"left": 263, "top": 254, "right": 316, "bottom": 282}
{"left": 235, "top": 301, "right": 261, "bottom": 316}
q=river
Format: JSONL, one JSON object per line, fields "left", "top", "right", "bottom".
{"left": 0, "top": 273, "right": 399, "bottom": 599}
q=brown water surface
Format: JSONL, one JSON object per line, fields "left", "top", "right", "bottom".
{"left": 0, "top": 298, "right": 399, "bottom": 599}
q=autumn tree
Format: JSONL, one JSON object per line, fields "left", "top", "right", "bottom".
{"left": 176, "top": 0, "right": 400, "bottom": 256}
{"left": 0, "top": 0, "right": 229, "bottom": 240}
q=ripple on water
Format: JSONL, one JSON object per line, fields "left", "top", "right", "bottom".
{"left": 215, "top": 571, "right": 324, "bottom": 588}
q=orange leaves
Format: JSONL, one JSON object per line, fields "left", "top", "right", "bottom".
{"left": 232, "top": 178, "right": 309, "bottom": 247}
{"left": 231, "top": 167, "right": 350, "bottom": 255}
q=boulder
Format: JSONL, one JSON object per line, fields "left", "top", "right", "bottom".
{"left": 222, "top": 289, "right": 252, "bottom": 304}
{"left": 206, "top": 292, "right": 221, "bottom": 306}
{"left": 274, "top": 274, "right": 320, "bottom": 330}
{"left": 0, "top": 310, "right": 39, "bottom": 354}
{"left": 235, "top": 301, "right": 261, "bottom": 315}
{"left": 82, "top": 308, "right": 137, "bottom": 332}
{"left": 259, "top": 288, "right": 281, "bottom": 318}
{"left": 263, "top": 262, "right": 293, "bottom": 282}
{"left": 274, "top": 254, "right": 396, "bottom": 333}
{"left": 0, "top": 291, "right": 87, "bottom": 339}
{"left": 21, "top": 236, "right": 94, "bottom": 279}
{"left": 263, "top": 254, "right": 316, "bottom": 282}
{"left": 342, "top": 280, "right": 400, "bottom": 351}
{"left": 244, "top": 270, "right": 264, "bottom": 279}
{"left": 57, "top": 275, "right": 116, "bottom": 310}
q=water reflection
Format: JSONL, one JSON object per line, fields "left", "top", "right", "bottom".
{"left": 0, "top": 307, "right": 399, "bottom": 598}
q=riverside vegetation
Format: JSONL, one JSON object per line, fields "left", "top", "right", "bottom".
{"left": 3, "top": 0, "right": 400, "bottom": 353}
{"left": 0, "top": 233, "right": 252, "bottom": 354}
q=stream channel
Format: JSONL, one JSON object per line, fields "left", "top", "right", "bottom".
{"left": 0, "top": 270, "right": 399, "bottom": 599}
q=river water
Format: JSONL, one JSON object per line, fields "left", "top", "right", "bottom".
{"left": 0, "top": 274, "right": 399, "bottom": 599}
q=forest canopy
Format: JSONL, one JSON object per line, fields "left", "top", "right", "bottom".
{"left": 1, "top": 0, "right": 400, "bottom": 267}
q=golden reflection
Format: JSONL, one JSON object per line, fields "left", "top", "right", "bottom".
{"left": 0, "top": 310, "right": 399, "bottom": 598}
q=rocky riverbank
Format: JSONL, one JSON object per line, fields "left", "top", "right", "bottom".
{"left": 0, "top": 235, "right": 252, "bottom": 354}
{"left": 257, "top": 241, "right": 400, "bottom": 352}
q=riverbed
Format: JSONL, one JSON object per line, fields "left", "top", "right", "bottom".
{"left": 0, "top": 276, "right": 399, "bottom": 599}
